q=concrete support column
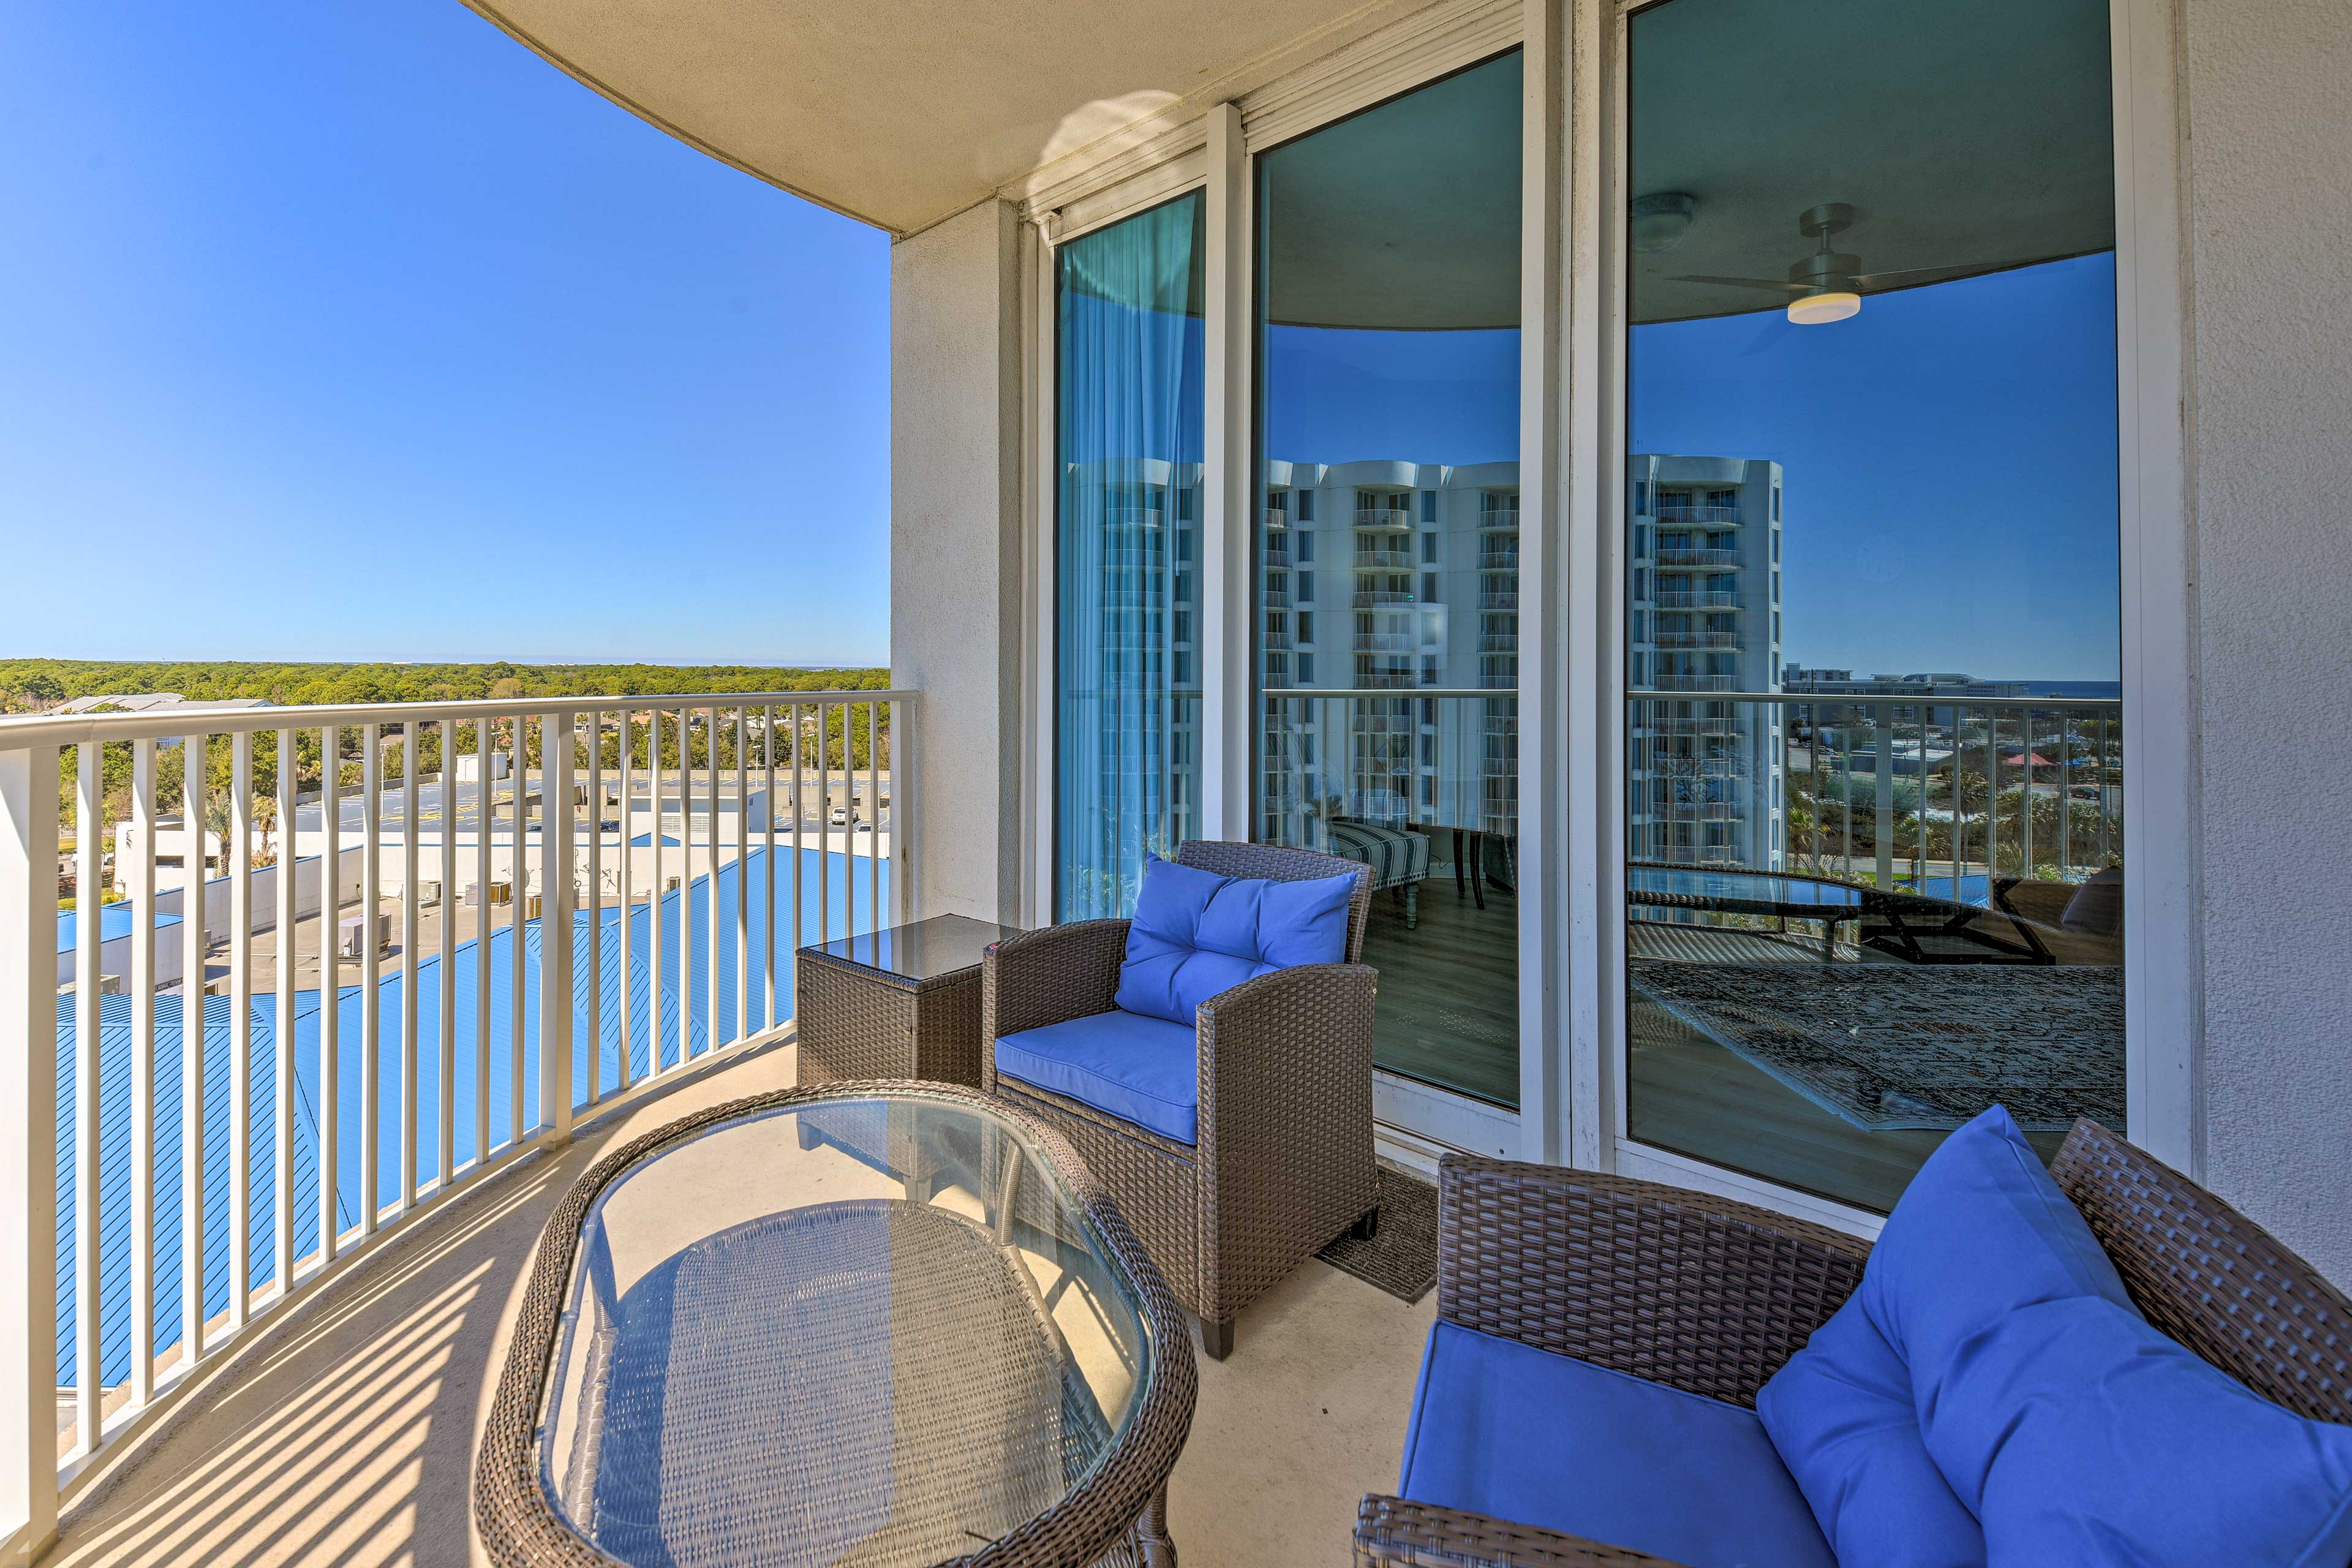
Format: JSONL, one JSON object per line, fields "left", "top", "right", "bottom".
{"left": 889, "top": 199, "right": 1028, "bottom": 924}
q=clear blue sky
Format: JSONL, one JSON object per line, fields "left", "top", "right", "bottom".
{"left": 1633, "top": 255, "right": 2122, "bottom": 682}
{"left": 1262, "top": 257, "right": 2120, "bottom": 681}
{"left": 0, "top": 2, "right": 891, "bottom": 666}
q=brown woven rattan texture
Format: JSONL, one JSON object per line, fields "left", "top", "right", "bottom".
{"left": 2052, "top": 1116, "right": 2352, "bottom": 1424}
{"left": 1354, "top": 1496, "right": 1689, "bottom": 1567}
{"left": 796, "top": 944, "right": 989, "bottom": 1087}
{"left": 1359, "top": 1117, "right": 2352, "bottom": 1567}
{"left": 475, "top": 1080, "right": 1197, "bottom": 1568}
{"left": 981, "top": 842, "right": 1379, "bottom": 1352}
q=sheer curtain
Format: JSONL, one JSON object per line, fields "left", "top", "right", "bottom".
{"left": 1055, "top": 192, "right": 1206, "bottom": 920}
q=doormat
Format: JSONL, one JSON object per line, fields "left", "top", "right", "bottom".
{"left": 1316, "top": 1165, "right": 1439, "bottom": 1303}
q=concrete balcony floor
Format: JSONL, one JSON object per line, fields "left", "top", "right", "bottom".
{"left": 41, "top": 1040, "right": 1435, "bottom": 1567}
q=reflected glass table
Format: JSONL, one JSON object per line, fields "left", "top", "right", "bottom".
{"left": 477, "top": 1084, "right": 1196, "bottom": 1568}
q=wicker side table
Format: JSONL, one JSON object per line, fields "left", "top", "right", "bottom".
{"left": 796, "top": 914, "right": 1023, "bottom": 1087}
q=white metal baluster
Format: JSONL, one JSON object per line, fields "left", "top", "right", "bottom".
{"left": 181, "top": 731, "right": 211, "bottom": 1368}
{"left": 790, "top": 704, "right": 805, "bottom": 997}
{"left": 734, "top": 707, "right": 748, "bottom": 1044}
{"left": 817, "top": 703, "right": 831, "bottom": 950}
{"left": 399, "top": 726, "right": 419, "bottom": 1214}
{"left": 508, "top": 718, "right": 526, "bottom": 1149}
{"left": 1988, "top": 710, "right": 2005, "bottom": 880}
{"left": 129, "top": 739, "right": 158, "bottom": 1404}
{"left": 540, "top": 712, "right": 575, "bottom": 1144}
{"left": 647, "top": 710, "right": 665, "bottom": 1080}
{"left": 435, "top": 722, "right": 454, "bottom": 1194}
{"left": 865, "top": 703, "right": 880, "bottom": 933}
{"left": 586, "top": 711, "right": 603, "bottom": 1104}
{"left": 358, "top": 723, "right": 380, "bottom": 1237}
{"left": 72, "top": 745, "right": 101, "bottom": 1456}
{"left": 228, "top": 733, "right": 254, "bottom": 1334}
{"left": 2059, "top": 711, "right": 2073, "bottom": 882}
{"left": 889, "top": 698, "right": 911, "bottom": 926}
{"left": 317, "top": 727, "right": 339, "bottom": 1265}
{"left": 1917, "top": 710, "right": 1930, "bottom": 891}
{"left": 2019, "top": 707, "right": 2035, "bottom": 878}
{"left": 273, "top": 730, "right": 295, "bottom": 1295}
{"left": 761, "top": 706, "right": 776, "bottom": 1030}
{"left": 679, "top": 709, "right": 694, "bottom": 1066}
{"left": 472, "top": 718, "right": 491, "bottom": 1173}
{"left": 617, "top": 712, "right": 634, "bottom": 1091}
{"left": 0, "top": 741, "right": 61, "bottom": 1548}
{"left": 703, "top": 708, "right": 720, "bottom": 1055}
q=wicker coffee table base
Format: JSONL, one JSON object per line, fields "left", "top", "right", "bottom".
{"left": 476, "top": 1080, "right": 1196, "bottom": 1568}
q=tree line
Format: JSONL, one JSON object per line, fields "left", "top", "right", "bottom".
{"left": 3, "top": 660, "right": 891, "bottom": 856}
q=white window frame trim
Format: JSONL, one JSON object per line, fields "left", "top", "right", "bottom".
{"left": 1562, "top": 0, "right": 2196, "bottom": 1237}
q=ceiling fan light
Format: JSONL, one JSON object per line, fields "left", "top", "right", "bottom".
{"left": 1787, "top": 290, "right": 1861, "bottom": 326}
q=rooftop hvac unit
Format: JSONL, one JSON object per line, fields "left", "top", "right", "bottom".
{"left": 338, "top": 913, "right": 392, "bottom": 960}
{"left": 488, "top": 881, "right": 513, "bottom": 907}
{"left": 418, "top": 880, "right": 442, "bottom": 908}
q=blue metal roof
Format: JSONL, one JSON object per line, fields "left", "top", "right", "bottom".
{"left": 56, "top": 904, "right": 182, "bottom": 952}
{"left": 55, "top": 843, "right": 891, "bottom": 1389}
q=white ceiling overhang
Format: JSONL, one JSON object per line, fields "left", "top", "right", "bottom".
{"left": 456, "top": 0, "right": 1428, "bottom": 238}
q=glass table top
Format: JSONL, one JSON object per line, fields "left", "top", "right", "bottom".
{"left": 538, "top": 1092, "right": 1156, "bottom": 1568}
{"left": 1626, "top": 865, "right": 1867, "bottom": 909}
{"left": 805, "top": 913, "right": 1025, "bottom": 983}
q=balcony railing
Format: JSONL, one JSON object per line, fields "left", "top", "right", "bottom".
{"left": 1650, "top": 590, "right": 1740, "bottom": 609}
{"left": 1478, "top": 551, "right": 1520, "bottom": 571}
{"left": 1655, "top": 548, "right": 1738, "bottom": 567}
{"left": 1478, "top": 508, "right": 1520, "bottom": 532}
{"left": 1353, "top": 507, "right": 1412, "bottom": 528}
{"left": 1627, "top": 687, "right": 2124, "bottom": 896}
{"left": 1655, "top": 503, "right": 1738, "bottom": 524}
{"left": 1651, "top": 631, "right": 1743, "bottom": 650}
{"left": 1480, "top": 591, "right": 1519, "bottom": 611}
{"left": 1353, "top": 549, "right": 1415, "bottom": 570}
{"left": 1353, "top": 590, "right": 1418, "bottom": 608}
{"left": 1354, "top": 631, "right": 1414, "bottom": 652}
{"left": 1646, "top": 673, "right": 1737, "bottom": 691}
{"left": 1262, "top": 507, "right": 1289, "bottom": 530}
{"left": 0, "top": 687, "right": 915, "bottom": 1528}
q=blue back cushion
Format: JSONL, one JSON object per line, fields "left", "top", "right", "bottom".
{"left": 1858, "top": 1104, "right": 2352, "bottom": 1566}
{"left": 1936, "top": 1292, "right": 2352, "bottom": 1566}
{"left": 1757, "top": 1298, "right": 1986, "bottom": 1568}
{"left": 1860, "top": 1105, "right": 2131, "bottom": 1406}
{"left": 1113, "top": 855, "right": 1355, "bottom": 1027}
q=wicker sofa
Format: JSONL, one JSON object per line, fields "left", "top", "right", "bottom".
{"left": 1354, "top": 1117, "right": 2352, "bottom": 1567}
{"left": 982, "top": 839, "right": 1380, "bottom": 1360}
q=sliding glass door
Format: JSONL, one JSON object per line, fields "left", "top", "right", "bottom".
{"left": 1055, "top": 192, "right": 1207, "bottom": 919}
{"left": 1621, "top": 0, "right": 2124, "bottom": 1209}
{"left": 1254, "top": 53, "right": 1525, "bottom": 1108}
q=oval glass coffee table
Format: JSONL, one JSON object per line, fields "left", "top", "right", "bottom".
{"left": 477, "top": 1082, "right": 1196, "bottom": 1568}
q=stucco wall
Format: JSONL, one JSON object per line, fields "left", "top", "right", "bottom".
{"left": 889, "top": 200, "right": 1027, "bottom": 922}
{"left": 2184, "top": 0, "right": 2352, "bottom": 1282}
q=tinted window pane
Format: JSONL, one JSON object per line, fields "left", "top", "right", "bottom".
{"left": 1256, "top": 52, "right": 1523, "bottom": 1106}
{"left": 1623, "top": 0, "right": 2122, "bottom": 1210}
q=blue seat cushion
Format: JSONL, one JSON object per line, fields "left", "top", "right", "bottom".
{"left": 1399, "top": 1321, "right": 1836, "bottom": 1568}
{"left": 1113, "top": 854, "right": 1355, "bottom": 1027}
{"left": 1929, "top": 1293, "right": 2352, "bottom": 1567}
{"left": 992, "top": 1009, "right": 1200, "bottom": 1145}
{"left": 1860, "top": 1104, "right": 2131, "bottom": 1423}
{"left": 1757, "top": 1298, "right": 1987, "bottom": 1568}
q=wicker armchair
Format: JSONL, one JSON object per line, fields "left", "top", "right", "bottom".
{"left": 1354, "top": 1118, "right": 2352, "bottom": 1567}
{"left": 982, "top": 840, "right": 1380, "bottom": 1360}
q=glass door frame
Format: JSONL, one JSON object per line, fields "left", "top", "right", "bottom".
{"left": 1020, "top": 0, "right": 1558, "bottom": 1162}
{"left": 1564, "top": 0, "right": 2198, "bottom": 1234}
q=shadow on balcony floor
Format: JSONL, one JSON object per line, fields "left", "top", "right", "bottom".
{"left": 40, "top": 1043, "right": 1433, "bottom": 1568}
